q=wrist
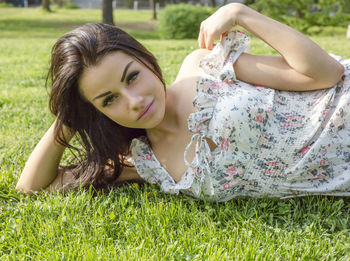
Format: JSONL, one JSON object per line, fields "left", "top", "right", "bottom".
{"left": 230, "top": 3, "right": 249, "bottom": 28}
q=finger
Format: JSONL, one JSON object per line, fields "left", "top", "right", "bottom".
{"left": 205, "top": 33, "right": 216, "bottom": 50}
{"left": 198, "top": 30, "right": 206, "bottom": 49}
{"left": 198, "top": 21, "right": 207, "bottom": 49}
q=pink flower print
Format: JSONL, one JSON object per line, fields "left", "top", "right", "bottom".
{"left": 220, "top": 138, "right": 229, "bottom": 151}
{"left": 268, "top": 161, "right": 277, "bottom": 166}
{"left": 301, "top": 146, "right": 310, "bottom": 156}
{"left": 222, "top": 183, "right": 231, "bottom": 190}
{"left": 285, "top": 115, "right": 294, "bottom": 121}
{"left": 264, "top": 169, "right": 272, "bottom": 175}
{"left": 224, "top": 78, "right": 232, "bottom": 84}
{"left": 320, "top": 159, "right": 326, "bottom": 166}
{"left": 283, "top": 122, "right": 291, "bottom": 128}
{"left": 316, "top": 173, "right": 326, "bottom": 179}
{"left": 254, "top": 85, "right": 265, "bottom": 91}
{"left": 225, "top": 167, "right": 237, "bottom": 175}
{"left": 212, "top": 82, "right": 225, "bottom": 90}
{"left": 322, "top": 109, "right": 329, "bottom": 117}
{"left": 256, "top": 115, "right": 263, "bottom": 123}
{"left": 146, "top": 154, "right": 152, "bottom": 161}
{"left": 211, "top": 83, "right": 219, "bottom": 89}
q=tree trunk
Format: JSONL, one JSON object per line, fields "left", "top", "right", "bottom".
{"left": 295, "top": 9, "right": 304, "bottom": 19}
{"left": 152, "top": 0, "right": 157, "bottom": 20}
{"left": 42, "top": 0, "right": 51, "bottom": 11}
{"left": 102, "top": 0, "right": 114, "bottom": 25}
{"left": 57, "top": 0, "right": 64, "bottom": 8}
{"left": 209, "top": 0, "right": 215, "bottom": 7}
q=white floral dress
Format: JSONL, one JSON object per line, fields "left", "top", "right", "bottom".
{"left": 131, "top": 31, "right": 350, "bottom": 202}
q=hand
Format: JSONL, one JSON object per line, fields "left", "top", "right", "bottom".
{"left": 198, "top": 3, "right": 244, "bottom": 50}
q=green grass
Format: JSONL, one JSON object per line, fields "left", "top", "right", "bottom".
{"left": 1, "top": 7, "right": 350, "bottom": 260}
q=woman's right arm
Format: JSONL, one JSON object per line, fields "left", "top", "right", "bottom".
{"left": 16, "top": 121, "right": 144, "bottom": 193}
{"left": 198, "top": 3, "right": 344, "bottom": 91}
{"left": 16, "top": 121, "right": 74, "bottom": 194}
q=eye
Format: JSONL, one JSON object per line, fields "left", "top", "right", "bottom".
{"left": 102, "top": 94, "right": 116, "bottom": 107}
{"left": 126, "top": 71, "right": 139, "bottom": 84}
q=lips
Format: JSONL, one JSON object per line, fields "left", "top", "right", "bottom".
{"left": 138, "top": 100, "right": 154, "bottom": 120}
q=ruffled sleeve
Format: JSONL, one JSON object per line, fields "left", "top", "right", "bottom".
{"left": 201, "top": 30, "right": 250, "bottom": 83}
{"left": 187, "top": 30, "right": 250, "bottom": 134}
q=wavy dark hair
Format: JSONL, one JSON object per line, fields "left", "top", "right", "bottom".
{"left": 47, "top": 23, "right": 165, "bottom": 190}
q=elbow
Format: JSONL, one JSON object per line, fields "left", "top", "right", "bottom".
{"left": 15, "top": 183, "right": 33, "bottom": 195}
{"left": 331, "top": 61, "right": 345, "bottom": 86}
{"left": 337, "top": 63, "right": 345, "bottom": 81}
{"left": 321, "top": 63, "right": 345, "bottom": 89}
{"left": 15, "top": 179, "right": 39, "bottom": 195}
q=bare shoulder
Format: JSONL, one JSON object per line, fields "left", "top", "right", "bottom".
{"left": 166, "top": 49, "right": 212, "bottom": 119}
{"left": 175, "top": 48, "right": 211, "bottom": 82}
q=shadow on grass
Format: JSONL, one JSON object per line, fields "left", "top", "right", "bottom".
{"left": 0, "top": 18, "right": 160, "bottom": 40}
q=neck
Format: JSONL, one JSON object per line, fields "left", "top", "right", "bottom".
{"left": 146, "top": 88, "right": 179, "bottom": 143}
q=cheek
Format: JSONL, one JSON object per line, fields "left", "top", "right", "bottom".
{"left": 143, "top": 71, "right": 162, "bottom": 91}
{"left": 157, "top": 82, "right": 166, "bottom": 101}
{"left": 100, "top": 104, "right": 125, "bottom": 122}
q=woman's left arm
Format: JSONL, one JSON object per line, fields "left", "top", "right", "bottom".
{"left": 199, "top": 3, "right": 345, "bottom": 91}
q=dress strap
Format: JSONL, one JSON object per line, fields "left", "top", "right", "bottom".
{"left": 184, "top": 133, "right": 211, "bottom": 168}
{"left": 184, "top": 133, "right": 200, "bottom": 167}
{"left": 184, "top": 133, "right": 215, "bottom": 196}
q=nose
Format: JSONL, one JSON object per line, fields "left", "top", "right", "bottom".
{"left": 122, "top": 89, "right": 144, "bottom": 111}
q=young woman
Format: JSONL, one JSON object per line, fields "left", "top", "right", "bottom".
{"left": 16, "top": 3, "right": 349, "bottom": 201}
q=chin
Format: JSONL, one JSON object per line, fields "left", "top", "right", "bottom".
{"left": 144, "top": 110, "right": 165, "bottom": 129}
{"left": 119, "top": 110, "right": 165, "bottom": 129}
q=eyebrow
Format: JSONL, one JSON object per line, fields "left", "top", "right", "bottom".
{"left": 92, "top": 60, "right": 134, "bottom": 101}
{"left": 93, "top": 91, "right": 112, "bottom": 101}
{"left": 121, "top": 61, "right": 134, "bottom": 82}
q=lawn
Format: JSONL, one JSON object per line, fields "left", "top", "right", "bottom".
{"left": 1, "top": 6, "right": 350, "bottom": 260}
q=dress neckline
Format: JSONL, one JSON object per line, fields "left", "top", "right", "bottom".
{"left": 130, "top": 31, "right": 251, "bottom": 196}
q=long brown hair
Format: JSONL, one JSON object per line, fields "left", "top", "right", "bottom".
{"left": 47, "top": 23, "right": 165, "bottom": 190}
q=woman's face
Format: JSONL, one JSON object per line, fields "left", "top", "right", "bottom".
{"left": 79, "top": 51, "right": 166, "bottom": 129}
